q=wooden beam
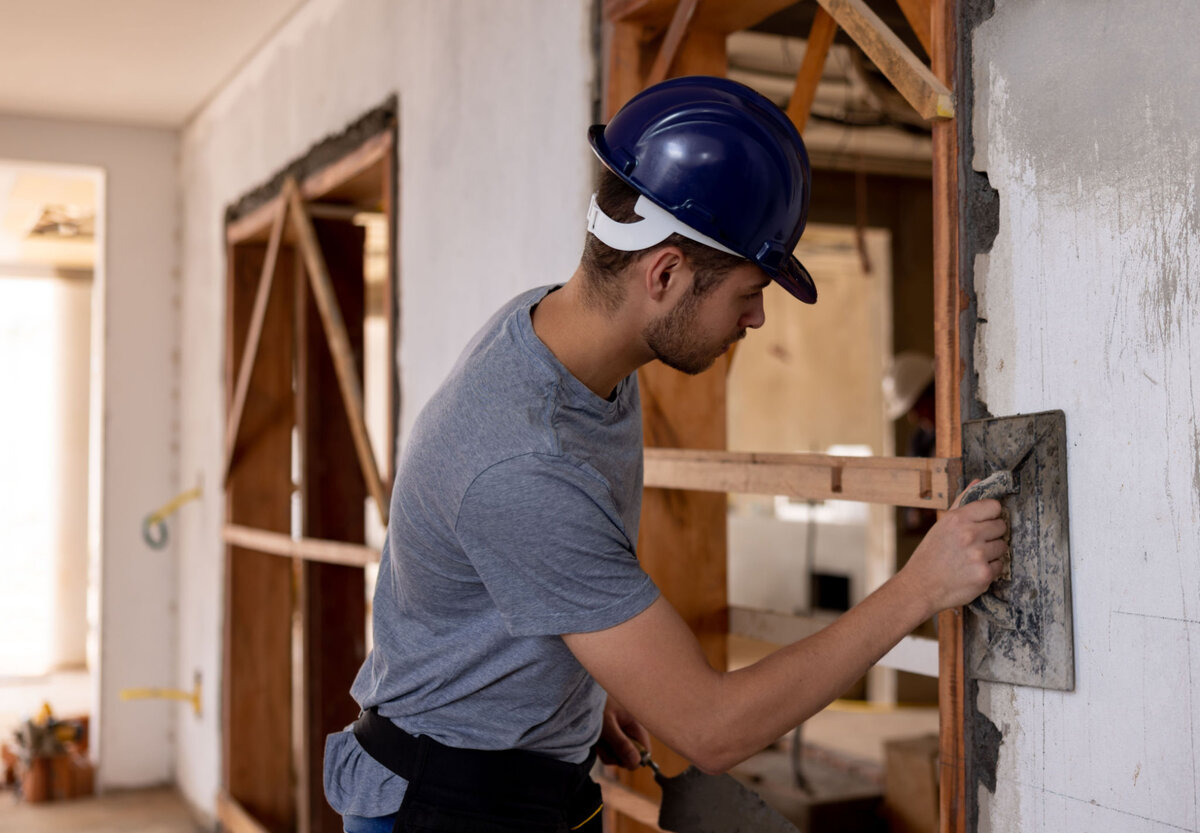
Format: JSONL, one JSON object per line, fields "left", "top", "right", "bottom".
{"left": 786, "top": 7, "right": 838, "bottom": 133}
{"left": 599, "top": 777, "right": 665, "bottom": 831}
{"left": 298, "top": 216, "right": 368, "bottom": 833}
{"left": 224, "top": 240, "right": 295, "bottom": 832}
{"left": 814, "top": 0, "right": 953, "bottom": 120}
{"left": 284, "top": 177, "right": 390, "bottom": 527}
{"left": 223, "top": 197, "right": 288, "bottom": 486}
{"left": 645, "top": 0, "right": 701, "bottom": 86}
{"left": 605, "top": 0, "right": 795, "bottom": 34}
{"left": 643, "top": 449, "right": 960, "bottom": 509}
{"left": 224, "top": 525, "right": 378, "bottom": 568}
{"left": 895, "top": 0, "right": 933, "bottom": 56}
{"left": 618, "top": 29, "right": 728, "bottom": 833}
{"left": 930, "top": 0, "right": 964, "bottom": 827}
{"left": 216, "top": 792, "right": 271, "bottom": 833}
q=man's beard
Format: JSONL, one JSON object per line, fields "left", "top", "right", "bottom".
{"left": 642, "top": 290, "right": 746, "bottom": 376}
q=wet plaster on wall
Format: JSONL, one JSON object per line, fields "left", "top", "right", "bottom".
{"left": 971, "top": 1, "right": 1200, "bottom": 831}
{"left": 955, "top": 0, "right": 1004, "bottom": 829}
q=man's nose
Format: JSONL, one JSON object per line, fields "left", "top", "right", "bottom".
{"left": 741, "top": 295, "right": 766, "bottom": 330}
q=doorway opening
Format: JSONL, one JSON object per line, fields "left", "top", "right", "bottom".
{"left": 0, "top": 160, "right": 103, "bottom": 779}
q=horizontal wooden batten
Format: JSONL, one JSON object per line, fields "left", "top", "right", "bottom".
{"left": 605, "top": 0, "right": 794, "bottom": 34}
{"left": 224, "top": 524, "right": 378, "bottom": 567}
{"left": 643, "top": 449, "right": 960, "bottom": 509}
{"left": 731, "top": 607, "right": 939, "bottom": 677}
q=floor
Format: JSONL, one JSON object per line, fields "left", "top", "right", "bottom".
{"left": 0, "top": 787, "right": 200, "bottom": 833}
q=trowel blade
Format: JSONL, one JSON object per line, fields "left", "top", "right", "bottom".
{"left": 656, "top": 767, "right": 799, "bottom": 833}
{"left": 962, "top": 410, "right": 1074, "bottom": 690}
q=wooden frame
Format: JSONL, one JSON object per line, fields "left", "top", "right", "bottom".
{"left": 602, "top": 1, "right": 964, "bottom": 830}
{"left": 223, "top": 118, "right": 397, "bottom": 833}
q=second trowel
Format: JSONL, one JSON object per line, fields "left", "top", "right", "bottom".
{"left": 639, "top": 751, "right": 799, "bottom": 833}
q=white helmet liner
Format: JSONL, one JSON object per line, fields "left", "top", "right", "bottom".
{"left": 587, "top": 193, "right": 742, "bottom": 258}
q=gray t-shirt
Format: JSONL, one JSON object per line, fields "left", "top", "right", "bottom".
{"left": 323, "top": 285, "right": 660, "bottom": 817}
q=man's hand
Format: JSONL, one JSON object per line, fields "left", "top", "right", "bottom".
{"left": 901, "top": 483, "right": 1009, "bottom": 615}
{"left": 596, "top": 696, "right": 651, "bottom": 770}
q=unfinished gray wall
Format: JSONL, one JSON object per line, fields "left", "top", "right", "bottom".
{"left": 971, "top": 1, "right": 1200, "bottom": 829}
{"left": 176, "top": 0, "right": 595, "bottom": 821}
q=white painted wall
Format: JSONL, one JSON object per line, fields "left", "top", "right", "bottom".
{"left": 973, "top": 2, "right": 1200, "bottom": 830}
{"left": 0, "top": 117, "right": 179, "bottom": 789}
{"left": 176, "top": 0, "right": 595, "bottom": 820}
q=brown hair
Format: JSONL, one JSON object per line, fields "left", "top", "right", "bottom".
{"left": 580, "top": 168, "right": 746, "bottom": 313}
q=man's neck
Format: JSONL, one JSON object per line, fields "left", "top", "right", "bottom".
{"left": 531, "top": 270, "right": 646, "bottom": 399}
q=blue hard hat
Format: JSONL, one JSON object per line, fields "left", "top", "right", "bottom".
{"left": 589, "top": 75, "right": 816, "bottom": 304}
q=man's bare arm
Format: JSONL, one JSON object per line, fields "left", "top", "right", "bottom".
{"left": 564, "top": 495, "right": 1006, "bottom": 774}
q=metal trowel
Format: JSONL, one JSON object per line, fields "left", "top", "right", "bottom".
{"left": 639, "top": 750, "right": 799, "bottom": 833}
{"left": 959, "top": 410, "right": 1075, "bottom": 690}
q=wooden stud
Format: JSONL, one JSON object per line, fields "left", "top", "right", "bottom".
{"left": 814, "top": 0, "right": 954, "bottom": 120}
{"left": 284, "top": 177, "right": 390, "bottom": 527}
{"left": 223, "top": 525, "right": 378, "bottom": 568}
{"left": 786, "top": 7, "right": 839, "bottom": 133}
{"left": 223, "top": 197, "right": 288, "bottom": 485}
{"left": 930, "top": 0, "right": 964, "bottom": 827}
{"left": 297, "top": 217, "right": 369, "bottom": 833}
{"left": 643, "top": 449, "right": 961, "bottom": 509}
{"left": 224, "top": 239, "right": 296, "bottom": 833}
{"left": 896, "top": 0, "right": 933, "bottom": 56}
{"left": 382, "top": 134, "right": 399, "bottom": 487}
{"left": 615, "top": 26, "right": 729, "bottom": 833}
{"left": 645, "top": 0, "right": 701, "bottom": 86}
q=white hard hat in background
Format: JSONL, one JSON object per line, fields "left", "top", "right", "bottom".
{"left": 883, "top": 352, "right": 935, "bottom": 420}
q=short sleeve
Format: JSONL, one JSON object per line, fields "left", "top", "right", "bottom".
{"left": 455, "top": 453, "right": 659, "bottom": 637}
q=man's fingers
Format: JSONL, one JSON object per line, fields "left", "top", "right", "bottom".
{"left": 957, "top": 497, "right": 1003, "bottom": 520}
{"left": 979, "top": 518, "right": 1009, "bottom": 542}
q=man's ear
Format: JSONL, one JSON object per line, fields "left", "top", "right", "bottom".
{"left": 639, "top": 246, "right": 688, "bottom": 303}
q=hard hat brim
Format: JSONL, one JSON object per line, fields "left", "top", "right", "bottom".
{"left": 771, "top": 255, "right": 818, "bottom": 305}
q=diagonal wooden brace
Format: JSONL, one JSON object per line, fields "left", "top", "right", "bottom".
{"left": 646, "top": 0, "right": 702, "bottom": 86}
{"left": 284, "top": 177, "right": 390, "bottom": 527}
{"left": 786, "top": 6, "right": 839, "bottom": 133}
{"left": 815, "top": 0, "right": 953, "bottom": 120}
{"left": 224, "top": 196, "right": 288, "bottom": 485}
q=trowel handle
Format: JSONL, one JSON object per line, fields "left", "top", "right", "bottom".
{"left": 632, "top": 741, "right": 661, "bottom": 777}
{"left": 957, "top": 470, "right": 1016, "bottom": 506}
{"left": 959, "top": 470, "right": 1020, "bottom": 630}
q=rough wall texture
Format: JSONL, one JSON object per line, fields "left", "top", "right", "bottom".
{"left": 971, "top": 1, "right": 1200, "bottom": 830}
{"left": 0, "top": 116, "right": 179, "bottom": 789}
{"left": 176, "top": 0, "right": 594, "bottom": 820}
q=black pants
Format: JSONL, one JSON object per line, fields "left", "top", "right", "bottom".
{"left": 353, "top": 708, "right": 604, "bottom": 833}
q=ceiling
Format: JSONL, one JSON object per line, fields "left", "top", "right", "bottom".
{"left": 0, "top": 0, "right": 308, "bottom": 128}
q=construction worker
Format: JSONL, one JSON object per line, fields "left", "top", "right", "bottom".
{"left": 324, "top": 76, "right": 1006, "bottom": 833}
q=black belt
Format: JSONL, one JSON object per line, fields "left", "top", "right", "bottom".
{"left": 352, "top": 707, "right": 601, "bottom": 832}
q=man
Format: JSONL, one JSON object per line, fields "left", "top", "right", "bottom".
{"left": 325, "top": 76, "right": 1006, "bottom": 833}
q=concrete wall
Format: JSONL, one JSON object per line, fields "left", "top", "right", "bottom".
{"left": 971, "top": 1, "right": 1200, "bottom": 830}
{"left": 176, "top": 0, "right": 595, "bottom": 820}
{"left": 0, "top": 117, "right": 179, "bottom": 788}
